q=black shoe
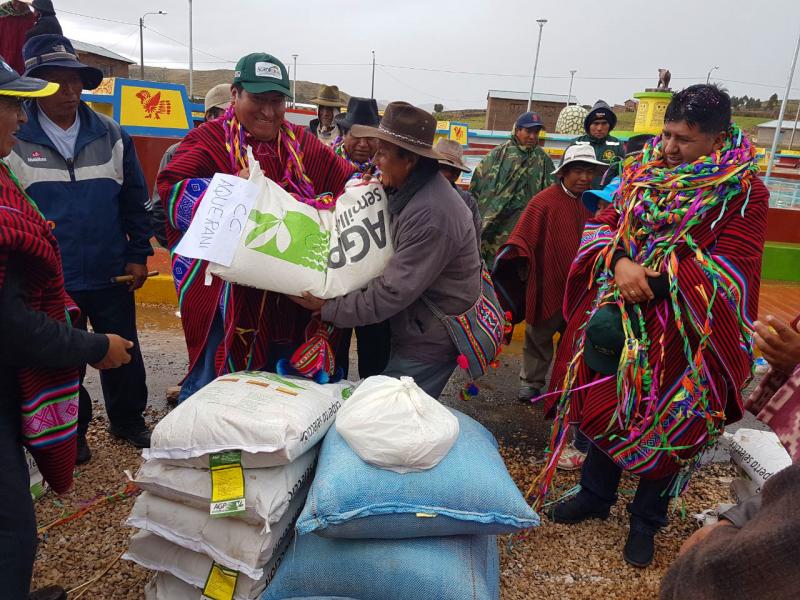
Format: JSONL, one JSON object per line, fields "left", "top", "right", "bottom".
{"left": 518, "top": 386, "right": 540, "bottom": 404}
{"left": 75, "top": 435, "right": 92, "bottom": 465}
{"left": 29, "top": 585, "right": 67, "bottom": 600}
{"left": 550, "top": 496, "right": 611, "bottom": 524}
{"left": 623, "top": 529, "right": 655, "bottom": 568}
{"left": 109, "top": 424, "right": 151, "bottom": 448}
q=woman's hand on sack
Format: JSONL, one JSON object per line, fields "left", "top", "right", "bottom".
{"left": 238, "top": 167, "right": 250, "bottom": 179}
{"left": 613, "top": 258, "right": 660, "bottom": 303}
{"left": 91, "top": 334, "right": 134, "bottom": 370}
{"left": 754, "top": 315, "right": 800, "bottom": 375}
{"left": 288, "top": 292, "right": 326, "bottom": 314}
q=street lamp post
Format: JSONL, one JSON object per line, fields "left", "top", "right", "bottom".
{"left": 371, "top": 50, "right": 376, "bottom": 99}
{"left": 291, "top": 54, "right": 298, "bottom": 108}
{"left": 766, "top": 30, "right": 800, "bottom": 182}
{"left": 706, "top": 65, "right": 719, "bottom": 84}
{"left": 139, "top": 10, "right": 167, "bottom": 80}
{"left": 526, "top": 19, "right": 548, "bottom": 112}
{"left": 567, "top": 69, "right": 577, "bottom": 106}
{"left": 188, "top": 0, "right": 193, "bottom": 99}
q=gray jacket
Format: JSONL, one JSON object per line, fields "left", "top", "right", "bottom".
{"left": 322, "top": 172, "right": 481, "bottom": 362}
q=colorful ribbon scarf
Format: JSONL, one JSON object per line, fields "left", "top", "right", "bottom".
{"left": 222, "top": 106, "right": 335, "bottom": 210}
{"left": 532, "top": 125, "right": 758, "bottom": 506}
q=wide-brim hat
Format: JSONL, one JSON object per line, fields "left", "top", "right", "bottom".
{"left": 337, "top": 97, "right": 380, "bottom": 131}
{"left": 552, "top": 143, "right": 609, "bottom": 176}
{"left": 583, "top": 304, "right": 641, "bottom": 375}
{"left": 0, "top": 57, "right": 59, "bottom": 98}
{"left": 22, "top": 34, "right": 103, "bottom": 90}
{"left": 434, "top": 138, "right": 470, "bottom": 172}
{"left": 351, "top": 101, "right": 442, "bottom": 160}
{"left": 311, "top": 84, "right": 345, "bottom": 107}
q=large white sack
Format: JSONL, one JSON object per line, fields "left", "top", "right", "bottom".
{"left": 145, "top": 572, "right": 198, "bottom": 600}
{"left": 725, "top": 428, "right": 793, "bottom": 494}
{"left": 130, "top": 448, "right": 316, "bottom": 532}
{"left": 129, "top": 524, "right": 292, "bottom": 600}
{"left": 208, "top": 151, "right": 392, "bottom": 298}
{"left": 335, "top": 375, "right": 459, "bottom": 474}
{"left": 126, "top": 483, "right": 306, "bottom": 581}
{"left": 143, "top": 371, "right": 352, "bottom": 468}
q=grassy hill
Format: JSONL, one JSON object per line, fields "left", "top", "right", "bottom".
{"left": 133, "top": 66, "right": 352, "bottom": 105}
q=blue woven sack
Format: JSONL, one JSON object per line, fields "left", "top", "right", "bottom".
{"left": 261, "top": 534, "right": 499, "bottom": 600}
{"left": 295, "top": 409, "right": 538, "bottom": 538}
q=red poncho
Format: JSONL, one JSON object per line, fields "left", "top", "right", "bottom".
{"left": 493, "top": 183, "right": 592, "bottom": 326}
{"left": 0, "top": 3, "right": 36, "bottom": 75}
{"left": 157, "top": 118, "right": 355, "bottom": 376}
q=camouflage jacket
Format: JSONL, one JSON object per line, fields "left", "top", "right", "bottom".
{"left": 469, "top": 138, "right": 555, "bottom": 264}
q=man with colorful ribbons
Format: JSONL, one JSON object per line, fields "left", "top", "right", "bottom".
{"left": 157, "top": 52, "right": 354, "bottom": 402}
{"left": 0, "top": 56, "right": 132, "bottom": 600}
{"left": 542, "top": 85, "right": 770, "bottom": 568}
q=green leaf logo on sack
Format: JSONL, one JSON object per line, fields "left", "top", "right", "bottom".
{"left": 245, "top": 209, "right": 330, "bottom": 272}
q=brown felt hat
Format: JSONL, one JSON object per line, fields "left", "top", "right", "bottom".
{"left": 311, "top": 84, "right": 345, "bottom": 107}
{"left": 351, "top": 101, "right": 442, "bottom": 160}
{"left": 434, "top": 139, "right": 471, "bottom": 173}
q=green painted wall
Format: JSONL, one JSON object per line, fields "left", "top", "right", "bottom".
{"left": 762, "top": 242, "right": 800, "bottom": 282}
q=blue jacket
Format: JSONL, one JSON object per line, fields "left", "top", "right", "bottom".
{"left": 8, "top": 101, "right": 153, "bottom": 291}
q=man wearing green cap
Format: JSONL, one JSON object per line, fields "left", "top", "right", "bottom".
{"left": 157, "top": 53, "right": 355, "bottom": 397}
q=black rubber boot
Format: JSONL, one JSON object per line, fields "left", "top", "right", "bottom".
{"left": 109, "top": 424, "right": 151, "bottom": 448}
{"left": 29, "top": 585, "right": 67, "bottom": 600}
{"left": 550, "top": 495, "right": 611, "bottom": 524}
{"left": 623, "top": 529, "right": 655, "bottom": 568}
{"left": 75, "top": 435, "right": 92, "bottom": 465}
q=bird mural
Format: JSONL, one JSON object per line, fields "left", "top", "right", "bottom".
{"left": 135, "top": 90, "right": 172, "bottom": 120}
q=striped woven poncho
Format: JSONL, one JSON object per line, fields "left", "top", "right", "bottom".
{"left": 0, "top": 160, "right": 78, "bottom": 493}
{"left": 156, "top": 116, "right": 355, "bottom": 378}
{"left": 535, "top": 126, "right": 770, "bottom": 502}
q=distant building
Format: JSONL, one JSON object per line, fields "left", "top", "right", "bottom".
{"left": 624, "top": 98, "right": 639, "bottom": 112}
{"left": 484, "top": 90, "right": 578, "bottom": 132}
{"left": 755, "top": 120, "right": 800, "bottom": 147}
{"left": 71, "top": 40, "right": 134, "bottom": 78}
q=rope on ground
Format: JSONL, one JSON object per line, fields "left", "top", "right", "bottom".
{"left": 67, "top": 549, "right": 125, "bottom": 598}
{"left": 38, "top": 482, "right": 139, "bottom": 535}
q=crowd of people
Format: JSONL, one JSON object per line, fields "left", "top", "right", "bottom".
{"left": 2, "top": 2, "right": 800, "bottom": 599}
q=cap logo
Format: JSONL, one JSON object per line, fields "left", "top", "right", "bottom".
{"left": 254, "top": 62, "right": 281, "bottom": 79}
{"left": 234, "top": 70, "right": 241, "bottom": 78}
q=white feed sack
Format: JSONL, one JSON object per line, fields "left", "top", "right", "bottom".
{"left": 143, "top": 371, "right": 352, "bottom": 468}
{"left": 725, "top": 428, "right": 793, "bottom": 494}
{"left": 335, "top": 375, "right": 460, "bottom": 474}
{"left": 208, "top": 151, "right": 393, "bottom": 299}
{"left": 130, "top": 448, "right": 316, "bottom": 533}
{"left": 126, "top": 483, "right": 307, "bottom": 581}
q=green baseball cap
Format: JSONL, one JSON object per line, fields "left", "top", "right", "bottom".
{"left": 233, "top": 53, "right": 291, "bottom": 96}
{"left": 583, "top": 304, "right": 642, "bottom": 375}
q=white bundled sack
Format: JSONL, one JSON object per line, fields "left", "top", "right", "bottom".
{"left": 725, "top": 428, "right": 793, "bottom": 494}
{"left": 130, "top": 448, "right": 316, "bottom": 532}
{"left": 129, "top": 527, "right": 291, "bottom": 600}
{"left": 207, "top": 150, "right": 392, "bottom": 298}
{"left": 143, "top": 372, "right": 351, "bottom": 468}
{"left": 127, "top": 484, "right": 306, "bottom": 580}
{"left": 335, "top": 375, "right": 459, "bottom": 474}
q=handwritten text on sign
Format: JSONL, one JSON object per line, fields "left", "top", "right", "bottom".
{"left": 174, "top": 173, "right": 259, "bottom": 267}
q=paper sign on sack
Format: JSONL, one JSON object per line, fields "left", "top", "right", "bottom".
{"left": 174, "top": 173, "right": 259, "bottom": 267}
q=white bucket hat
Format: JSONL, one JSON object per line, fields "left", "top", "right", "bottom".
{"left": 552, "top": 143, "right": 609, "bottom": 176}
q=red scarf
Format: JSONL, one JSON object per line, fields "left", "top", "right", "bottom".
{"left": 0, "top": 161, "right": 78, "bottom": 493}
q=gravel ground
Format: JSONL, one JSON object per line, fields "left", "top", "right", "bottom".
{"left": 28, "top": 305, "right": 741, "bottom": 599}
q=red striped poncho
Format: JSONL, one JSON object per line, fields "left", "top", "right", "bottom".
{"left": 493, "top": 183, "right": 592, "bottom": 326}
{"left": 547, "top": 177, "right": 770, "bottom": 481}
{"left": 157, "top": 119, "right": 355, "bottom": 377}
{"left": 0, "top": 161, "right": 78, "bottom": 493}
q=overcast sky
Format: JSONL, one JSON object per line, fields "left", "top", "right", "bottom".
{"left": 56, "top": 0, "right": 800, "bottom": 109}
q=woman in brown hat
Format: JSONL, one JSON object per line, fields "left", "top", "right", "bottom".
{"left": 292, "top": 101, "right": 482, "bottom": 397}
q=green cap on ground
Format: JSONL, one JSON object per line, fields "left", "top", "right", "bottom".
{"left": 233, "top": 53, "right": 291, "bottom": 96}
